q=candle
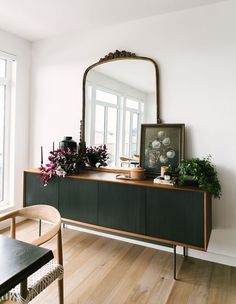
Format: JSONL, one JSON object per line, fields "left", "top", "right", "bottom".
{"left": 53, "top": 142, "right": 55, "bottom": 152}
{"left": 41, "top": 146, "right": 43, "bottom": 165}
{"left": 161, "top": 166, "right": 169, "bottom": 177}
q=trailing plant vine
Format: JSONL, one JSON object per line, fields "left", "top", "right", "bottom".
{"left": 176, "top": 155, "right": 221, "bottom": 198}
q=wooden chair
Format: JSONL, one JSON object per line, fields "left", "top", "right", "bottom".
{"left": 0, "top": 205, "right": 64, "bottom": 304}
{"left": 120, "top": 156, "right": 140, "bottom": 168}
{"left": 120, "top": 156, "right": 133, "bottom": 167}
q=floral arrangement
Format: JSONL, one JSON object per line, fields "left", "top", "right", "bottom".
{"left": 40, "top": 145, "right": 108, "bottom": 186}
{"left": 86, "top": 145, "right": 108, "bottom": 167}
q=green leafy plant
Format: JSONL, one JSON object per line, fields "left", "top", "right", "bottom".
{"left": 176, "top": 155, "right": 221, "bottom": 199}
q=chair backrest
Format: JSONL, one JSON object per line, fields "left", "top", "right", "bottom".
{"left": 0, "top": 205, "right": 63, "bottom": 265}
{"left": 120, "top": 156, "right": 132, "bottom": 161}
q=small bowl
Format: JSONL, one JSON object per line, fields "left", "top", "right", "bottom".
{"left": 130, "top": 167, "right": 145, "bottom": 180}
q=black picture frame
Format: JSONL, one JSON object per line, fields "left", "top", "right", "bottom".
{"left": 140, "top": 124, "right": 185, "bottom": 176}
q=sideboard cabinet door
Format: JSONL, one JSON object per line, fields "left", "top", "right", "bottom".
{"left": 98, "top": 182, "right": 145, "bottom": 234}
{"left": 146, "top": 188, "right": 205, "bottom": 248}
{"left": 59, "top": 178, "right": 98, "bottom": 224}
{"left": 24, "top": 172, "right": 58, "bottom": 208}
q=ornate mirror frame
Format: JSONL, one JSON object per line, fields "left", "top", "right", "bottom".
{"left": 81, "top": 50, "right": 161, "bottom": 145}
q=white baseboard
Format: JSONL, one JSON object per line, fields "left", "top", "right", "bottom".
{"left": 186, "top": 249, "right": 236, "bottom": 267}
{"left": 0, "top": 217, "right": 25, "bottom": 231}
{"left": 65, "top": 224, "right": 236, "bottom": 267}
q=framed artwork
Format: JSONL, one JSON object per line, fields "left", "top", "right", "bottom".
{"left": 140, "top": 124, "right": 185, "bottom": 176}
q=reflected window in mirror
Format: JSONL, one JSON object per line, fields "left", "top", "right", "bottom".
{"left": 83, "top": 52, "right": 160, "bottom": 169}
{"left": 85, "top": 70, "right": 154, "bottom": 167}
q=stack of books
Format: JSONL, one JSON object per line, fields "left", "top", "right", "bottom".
{"left": 153, "top": 176, "right": 175, "bottom": 186}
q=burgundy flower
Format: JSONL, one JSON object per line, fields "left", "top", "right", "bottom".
{"left": 40, "top": 145, "right": 108, "bottom": 186}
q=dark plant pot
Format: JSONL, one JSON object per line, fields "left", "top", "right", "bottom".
{"left": 184, "top": 176, "right": 198, "bottom": 187}
{"left": 59, "top": 136, "right": 77, "bottom": 151}
{"left": 87, "top": 156, "right": 99, "bottom": 167}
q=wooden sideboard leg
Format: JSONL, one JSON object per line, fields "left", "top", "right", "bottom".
{"left": 183, "top": 246, "right": 188, "bottom": 257}
{"left": 173, "top": 245, "right": 177, "bottom": 280}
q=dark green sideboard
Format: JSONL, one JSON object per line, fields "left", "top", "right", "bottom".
{"left": 24, "top": 169, "right": 212, "bottom": 279}
{"left": 24, "top": 169, "right": 212, "bottom": 252}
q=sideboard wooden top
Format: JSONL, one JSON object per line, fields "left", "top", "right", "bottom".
{"left": 25, "top": 168, "right": 207, "bottom": 193}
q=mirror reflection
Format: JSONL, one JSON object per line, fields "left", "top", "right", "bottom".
{"left": 84, "top": 57, "right": 158, "bottom": 168}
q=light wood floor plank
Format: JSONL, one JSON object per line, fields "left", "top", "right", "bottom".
{"left": 2, "top": 220, "right": 236, "bottom": 304}
{"left": 144, "top": 252, "right": 182, "bottom": 304}
{"left": 166, "top": 257, "right": 212, "bottom": 304}
{"left": 207, "top": 263, "right": 236, "bottom": 304}
{"left": 112, "top": 248, "right": 159, "bottom": 304}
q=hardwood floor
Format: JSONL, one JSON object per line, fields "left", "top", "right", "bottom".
{"left": 2, "top": 221, "right": 236, "bottom": 304}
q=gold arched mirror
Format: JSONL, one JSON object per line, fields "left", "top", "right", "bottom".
{"left": 82, "top": 50, "right": 160, "bottom": 169}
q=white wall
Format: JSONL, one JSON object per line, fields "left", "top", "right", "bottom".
{"left": 0, "top": 29, "right": 31, "bottom": 210}
{"left": 30, "top": 0, "right": 236, "bottom": 265}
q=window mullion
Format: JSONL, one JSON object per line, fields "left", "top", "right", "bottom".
{"left": 137, "top": 113, "right": 141, "bottom": 155}
{"left": 129, "top": 112, "right": 133, "bottom": 158}
{"left": 90, "top": 86, "right": 96, "bottom": 145}
{"left": 0, "top": 54, "right": 16, "bottom": 206}
{"left": 115, "top": 99, "right": 121, "bottom": 167}
{"left": 104, "top": 106, "right": 108, "bottom": 145}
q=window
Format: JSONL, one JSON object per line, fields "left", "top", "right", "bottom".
{"left": 0, "top": 84, "right": 5, "bottom": 201}
{"left": 123, "top": 97, "right": 143, "bottom": 160}
{"left": 0, "top": 51, "right": 16, "bottom": 206}
{"left": 96, "top": 89, "right": 117, "bottom": 105}
{"left": 87, "top": 83, "right": 144, "bottom": 166}
{"left": 90, "top": 87, "right": 119, "bottom": 166}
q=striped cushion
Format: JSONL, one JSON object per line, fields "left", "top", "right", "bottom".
{"left": 0, "top": 260, "right": 63, "bottom": 304}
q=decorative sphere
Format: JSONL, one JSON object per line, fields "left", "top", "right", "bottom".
{"left": 158, "top": 131, "right": 165, "bottom": 140}
{"left": 151, "top": 140, "right": 161, "bottom": 149}
{"left": 163, "top": 137, "right": 171, "bottom": 146}
{"left": 167, "top": 150, "right": 175, "bottom": 158}
{"left": 160, "top": 155, "right": 168, "bottom": 163}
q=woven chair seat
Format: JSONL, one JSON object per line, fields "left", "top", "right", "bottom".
{"left": 0, "top": 260, "right": 63, "bottom": 304}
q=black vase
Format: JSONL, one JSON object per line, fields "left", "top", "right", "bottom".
{"left": 59, "top": 136, "right": 77, "bottom": 152}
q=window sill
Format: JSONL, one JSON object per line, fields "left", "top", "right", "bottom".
{"left": 0, "top": 202, "right": 15, "bottom": 213}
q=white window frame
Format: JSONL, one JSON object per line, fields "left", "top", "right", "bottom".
{"left": 122, "top": 96, "right": 143, "bottom": 159}
{"left": 0, "top": 51, "right": 16, "bottom": 208}
{"left": 90, "top": 84, "right": 120, "bottom": 166}
{"left": 87, "top": 82, "right": 145, "bottom": 166}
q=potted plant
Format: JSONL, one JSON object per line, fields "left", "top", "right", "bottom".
{"left": 176, "top": 155, "right": 221, "bottom": 199}
{"left": 86, "top": 145, "right": 108, "bottom": 168}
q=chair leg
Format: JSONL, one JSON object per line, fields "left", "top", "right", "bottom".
{"left": 58, "top": 278, "right": 64, "bottom": 304}
{"left": 173, "top": 245, "right": 177, "bottom": 280}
